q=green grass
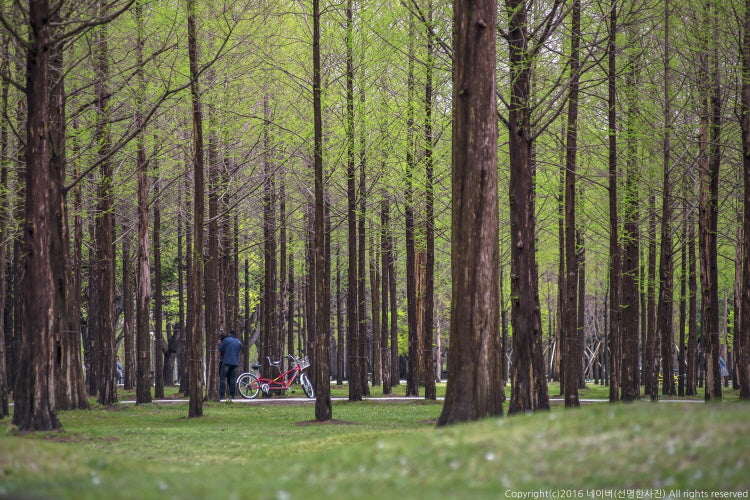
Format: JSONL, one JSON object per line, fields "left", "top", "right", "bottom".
{"left": 1, "top": 389, "right": 749, "bottom": 499}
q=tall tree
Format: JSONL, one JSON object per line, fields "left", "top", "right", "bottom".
{"left": 422, "top": 0, "right": 436, "bottom": 401}
{"left": 699, "top": 0, "right": 722, "bottom": 402}
{"left": 50, "top": 20, "right": 87, "bottom": 411}
{"left": 0, "top": 15, "right": 9, "bottom": 418}
{"left": 404, "top": 16, "right": 420, "bottom": 398}
{"left": 12, "top": 0, "right": 61, "bottom": 431}
{"left": 740, "top": 0, "right": 750, "bottom": 401}
{"left": 312, "top": 0, "right": 332, "bottom": 421}
{"left": 187, "top": 0, "right": 205, "bottom": 418}
{"left": 134, "top": 0, "right": 152, "bottom": 405}
{"left": 607, "top": 0, "right": 621, "bottom": 403}
{"left": 620, "top": 25, "right": 640, "bottom": 402}
{"left": 656, "top": 0, "right": 675, "bottom": 398}
{"left": 438, "top": 0, "right": 500, "bottom": 426}
{"left": 563, "top": 0, "right": 581, "bottom": 408}
{"left": 92, "top": 2, "right": 117, "bottom": 407}
{"left": 505, "top": 0, "right": 553, "bottom": 415}
{"left": 346, "top": 0, "right": 363, "bottom": 401}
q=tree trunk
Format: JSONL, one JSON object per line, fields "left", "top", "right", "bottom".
{"left": 438, "top": 0, "right": 501, "bottom": 425}
{"left": 369, "top": 231, "right": 382, "bottom": 386}
{"left": 187, "top": 0, "right": 205, "bottom": 418}
{"left": 357, "top": 88, "right": 369, "bottom": 396}
{"left": 13, "top": 0, "right": 61, "bottom": 431}
{"left": 135, "top": 1, "right": 152, "bottom": 405}
{"left": 607, "top": 0, "right": 621, "bottom": 403}
{"left": 49, "top": 28, "right": 88, "bottom": 411}
{"left": 699, "top": 2, "right": 722, "bottom": 401}
{"left": 153, "top": 152, "right": 164, "bottom": 395}
{"left": 206, "top": 100, "right": 222, "bottom": 401}
{"left": 423, "top": 1, "right": 436, "bottom": 401}
{"left": 345, "top": 0, "right": 362, "bottom": 401}
{"left": 657, "top": 0, "right": 675, "bottom": 398}
{"left": 620, "top": 30, "right": 640, "bottom": 402}
{"left": 381, "top": 196, "right": 392, "bottom": 394}
{"left": 506, "top": 0, "right": 550, "bottom": 415}
{"left": 563, "top": 0, "right": 581, "bottom": 408}
{"left": 405, "top": 17, "right": 419, "bottom": 398}
{"left": 0, "top": 24, "right": 9, "bottom": 418}
{"left": 92, "top": 10, "right": 117, "bottom": 407}
{"left": 312, "top": 0, "right": 331, "bottom": 421}
{"left": 739, "top": 0, "right": 750, "bottom": 401}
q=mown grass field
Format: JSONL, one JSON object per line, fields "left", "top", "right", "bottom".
{"left": 1, "top": 383, "right": 748, "bottom": 499}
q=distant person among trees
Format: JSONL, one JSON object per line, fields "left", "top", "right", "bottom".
{"left": 116, "top": 356, "right": 123, "bottom": 385}
{"left": 218, "top": 329, "right": 242, "bottom": 400}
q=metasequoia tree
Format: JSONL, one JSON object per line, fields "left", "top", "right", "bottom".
{"left": 0, "top": 13, "right": 9, "bottom": 418}
{"left": 563, "top": 0, "right": 581, "bottom": 408}
{"left": 11, "top": 0, "right": 61, "bottom": 430}
{"left": 346, "top": 0, "right": 363, "bottom": 401}
{"left": 656, "top": 0, "right": 675, "bottom": 398}
{"left": 504, "top": 0, "right": 559, "bottom": 415}
{"left": 698, "top": 0, "right": 722, "bottom": 402}
{"left": 607, "top": 0, "right": 621, "bottom": 403}
{"left": 619, "top": 22, "right": 641, "bottom": 402}
{"left": 134, "top": 0, "right": 152, "bottom": 405}
{"left": 438, "top": 0, "right": 501, "bottom": 426}
{"left": 187, "top": 0, "right": 206, "bottom": 418}
{"left": 312, "top": 0, "right": 332, "bottom": 422}
{"left": 740, "top": 0, "right": 750, "bottom": 401}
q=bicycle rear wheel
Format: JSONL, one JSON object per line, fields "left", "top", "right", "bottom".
{"left": 300, "top": 373, "right": 314, "bottom": 398}
{"left": 237, "top": 373, "right": 261, "bottom": 399}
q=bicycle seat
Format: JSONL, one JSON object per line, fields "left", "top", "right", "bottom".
{"left": 252, "top": 364, "right": 262, "bottom": 370}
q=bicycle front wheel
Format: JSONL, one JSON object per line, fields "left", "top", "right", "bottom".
{"left": 300, "top": 373, "right": 314, "bottom": 398}
{"left": 237, "top": 373, "right": 261, "bottom": 399}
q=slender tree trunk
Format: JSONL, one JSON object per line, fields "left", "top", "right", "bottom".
{"left": 312, "top": 0, "right": 331, "bottom": 421}
{"left": 506, "top": 0, "right": 550, "bottom": 415}
{"left": 369, "top": 232, "right": 382, "bottom": 386}
{"left": 607, "top": 0, "right": 621, "bottom": 403}
{"left": 122, "top": 223, "right": 135, "bottom": 390}
{"left": 381, "top": 197, "right": 393, "bottom": 394}
{"left": 93, "top": 10, "right": 117, "bottom": 407}
{"left": 135, "top": 1, "right": 152, "bottom": 405}
{"left": 187, "top": 0, "right": 205, "bottom": 418}
{"left": 699, "top": 2, "right": 722, "bottom": 401}
{"left": 357, "top": 88, "right": 369, "bottom": 396}
{"left": 739, "top": 0, "right": 750, "bottom": 401}
{"left": 345, "top": 0, "right": 362, "bottom": 401}
{"left": 563, "top": 0, "right": 581, "bottom": 408}
{"left": 657, "top": 0, "right": 675, "bottom": 398}
{"left": 423, "top": 0, "right": 436, "bottom": 401}
{"left": 645, "top": 192, "right": 658, "bottom": 400}
{"left": 206, "top": 100, "right": 222, "bottom": 400}
{"left": 438, "top": 0, "right": 500, "bottom": 425}
{"left": 405, "top": 17, "right": 419, "bottom": 398}
{"left": 153, "top": 153, "right": 164, "bottom": 394}
{"left": 0, "top": 24, "right": 9, "bottom": 418}
{"left": 686, "top": 201, "right": 698, "bottom": 396}
{"left": 620, "top": 29, "right": 640, "bottom": 402}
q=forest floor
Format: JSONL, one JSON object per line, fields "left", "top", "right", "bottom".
{"left": 1, "top": 383, "right": 748, "bottom": 499}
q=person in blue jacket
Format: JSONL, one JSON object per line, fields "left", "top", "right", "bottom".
{"left": 218, "top": 329, "right": 242, "bottom": 400}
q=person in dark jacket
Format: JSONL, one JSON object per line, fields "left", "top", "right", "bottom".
{"left": 218, "top": 329, "right": 242, "bottom": 400}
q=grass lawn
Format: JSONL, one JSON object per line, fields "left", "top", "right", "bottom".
{"left": 1, "top": 384, "right": 748, "bottom": 499}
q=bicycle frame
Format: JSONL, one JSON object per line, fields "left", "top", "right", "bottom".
{"left": 237, "top": 353, "right": 313, "bottom": 399}
{"left": 255, "top": 359, "right": 302, "bottom": 393}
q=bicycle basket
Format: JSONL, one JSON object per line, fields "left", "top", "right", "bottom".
{"left": 298, "top": 357, "right": 310, "bottom": 370}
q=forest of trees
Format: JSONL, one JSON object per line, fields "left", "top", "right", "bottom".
{"left": 1, "top": 0, "right": 750, "bottom": 431}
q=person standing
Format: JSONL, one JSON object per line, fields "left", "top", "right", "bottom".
{"left": 218, "top": 329, "right": 242, "bottom": 400}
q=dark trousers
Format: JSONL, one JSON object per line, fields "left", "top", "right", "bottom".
{"left": 219, "top": 363, "right": 238, "bottom": 398}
